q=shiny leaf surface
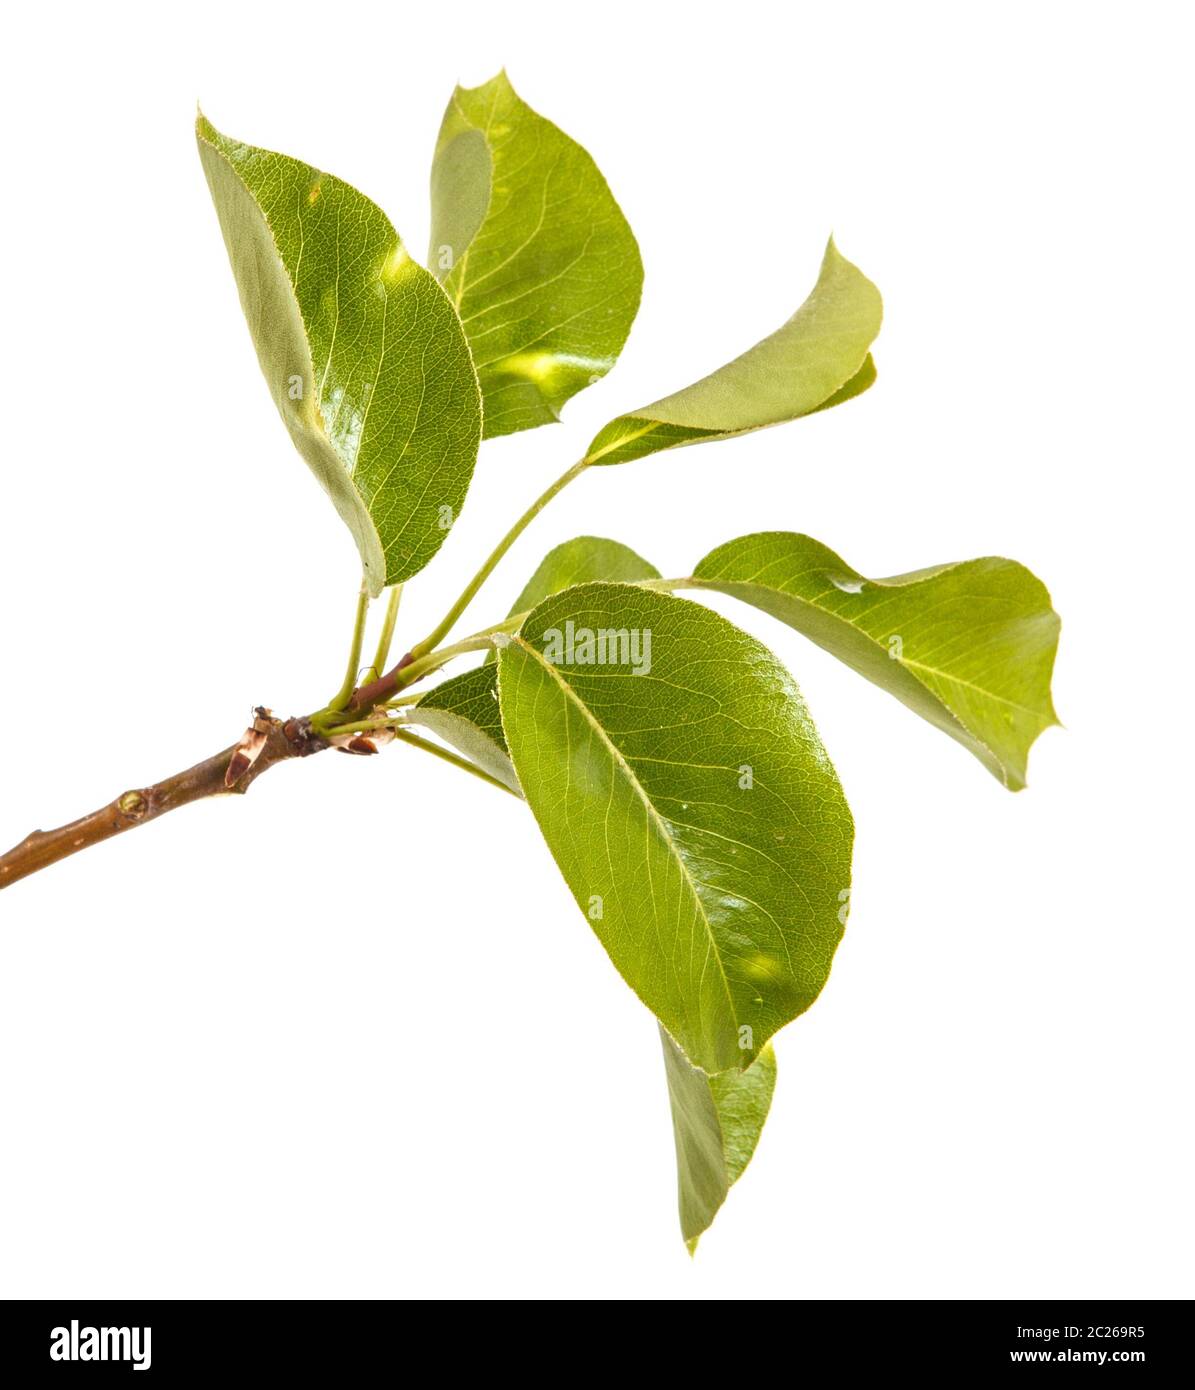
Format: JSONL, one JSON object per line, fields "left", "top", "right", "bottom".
{"left": 429, "top": 72, "right": 643, "bottom": 438}
{"left": 497, "top": 583, "right": 853, "bottom": 1073}
{"left": 197, "top": 114, "right": 481, "bottom": 594}
{"left": 692, "top": 533, "right": 1060, "bottom": 789}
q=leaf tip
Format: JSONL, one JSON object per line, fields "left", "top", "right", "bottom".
{"left": 820, "top": 234, "right": 884, "bottom": 330}
{"left": 1002, "top": 710, "right": 1064, "bottom": 792}
{"left": 821, "top": 232, "right": 848, "bottom": 276}
{"left": 458, "top": 68, "right": 515, "bottom": 102}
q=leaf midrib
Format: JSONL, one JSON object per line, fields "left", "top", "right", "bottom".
{"left": 445, "top": 83, "right": 503, "bottom": 312}
{"left": 510, "top": 634, "right": 738, "bottom": 1039}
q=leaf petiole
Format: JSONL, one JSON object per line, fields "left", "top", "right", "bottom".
{"left": 352, "top": 465, "right": 672, "bottom": 713}
{"left": 392, "top": 629, "right": 513, "bottom": 691}
{"left": 406, "top": 458, "right": 589, "bottom": 661}
{"left": 360, "top": 584, "right": 403, "bottom": 686}
{"left": 321, "top": 712, "right": 518, "bottom": 799}
{"left": 391, "top": 727, "right": 520, "bottom": 797}
{"left": 327, "top": 582, "right": 371, "bottom": 711}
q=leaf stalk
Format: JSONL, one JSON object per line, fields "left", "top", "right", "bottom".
{"left": 409, "top": 459, "right": 589, "bottom": 661}
{"left": 328, "top": 583, "right": 371, "bottom": 711}
{"left": 362, "top": 584, "right": 403, "bottom": 686}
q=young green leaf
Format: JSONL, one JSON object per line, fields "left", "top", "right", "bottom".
{"left": 496, "top": 583, "right": 853, "bottom": 1074}
{"left": 504, "top": 535, "right": 661, "bottom": 615}
{"left": 482, "top": 535, "right": 661, "bottom": 664}
{"left": 583, "top": 239, "right": 881, "bottom": 466}
{"left": 660, "top": 1026, "right": 776, "bottom": 1252}
{"left": 414, "top": 536, "right": 659, "bottom": 777}
{"left": 409, "top": 664, "right": 521, "bottom": 795}
{"left": 196, "top": 114, "right": 481, "bottom": 595}
{"left": 428, "top": 71, "right": 643, "bottom": 438}
{"left": 690, "top": 533, "right": 1061, "bottom": 789}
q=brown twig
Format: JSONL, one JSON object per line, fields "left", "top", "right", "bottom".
{"left": 0, "top": 710, "right": 327, "bottom": 892}
{"left": 348, "top": 650, "right": 415, "bottom": 714}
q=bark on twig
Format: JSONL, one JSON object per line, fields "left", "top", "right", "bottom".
{"left": 0, "top": 710, "right": 327, "bottom": 892}
{"left": 348, "top": 650, "right": 415, "bottom": 713}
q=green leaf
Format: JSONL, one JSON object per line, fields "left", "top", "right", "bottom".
{"left": 505, "top": 535, "right": 661, "bottom": 616}
{"left": 482, "top": 535, "right": 661, "bottom": 665}
{"left": 409, "top": 664, "right": 521, "bottom": 795}
{"left": 429, "top": 71, "right": 643, "bottom": 438}
{"left": 691, "top": 533, "right": 1061, "bottom": 789}
{"left": 584, "top": 238, "right": 882, "bottom": 465}
{"left": 196, "top": 114, "right": 481, "bottom": 595}
{"left": 660, "top": 1026, "right": 776, "bottom": 1252}
{"left": 413, "top": 536, "right": 659, "bottom": 781}
{"left": 496, "top": 583, "right": 853, "bottom": 1073}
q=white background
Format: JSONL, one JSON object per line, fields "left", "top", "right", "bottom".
{"left": 1, "top": 0, "right": 1190, "bottom": 1300}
